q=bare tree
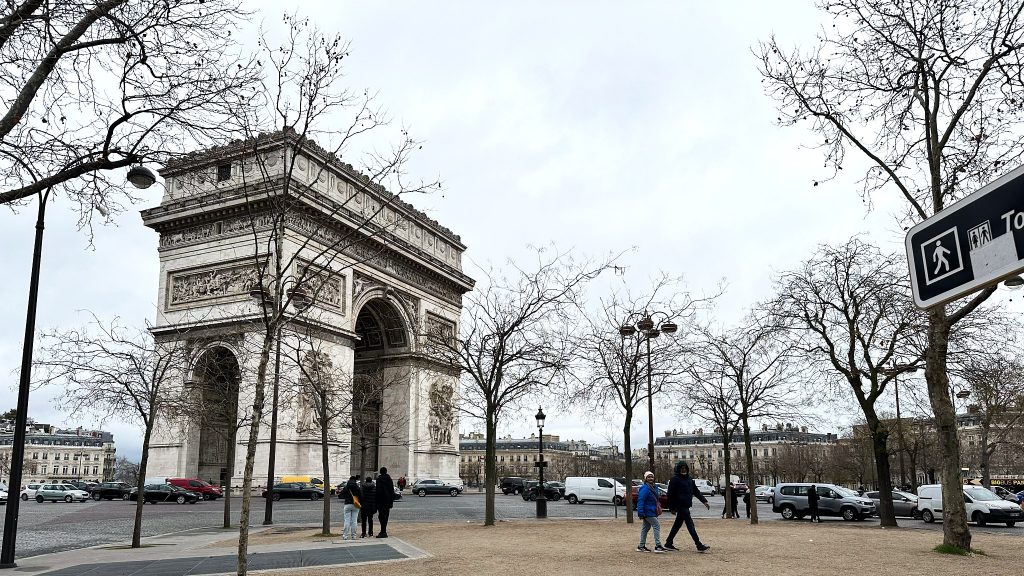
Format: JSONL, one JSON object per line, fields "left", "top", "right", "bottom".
{"left": 686, "top": 372, "right": 742, "bottom": 518}
{"left": 769, "top": 238, "right": 923, "bottom": 527}
{"left": 699, "top": 318, "right": 801, "bottom": 525}
{"left": 959, "top": 354, "right": 1024, "bottom": 487}
{"left": 112, "top": 457, "right": 140, "bottom": 486}
{"left": 568, "top": 276, "right": 710, "bottom": 524}
{"left": 33, "top": 316, "right": 188, "bottom": 548}
{"left": 427, "top": 246, "right": 611, "bottom": 526}
{"left": 758, "top": 0, "right": 1024, "bottom": 549}
{"left": 0, "top": 0, "right": 258, "bottom": 225}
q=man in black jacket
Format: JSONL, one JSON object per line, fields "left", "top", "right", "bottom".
{"left": 360, "top": 476, "right": 377, "bottom": 538}
{"left": 664, "top": 461, "right": 711, "bottom": 552}
{"left": 375, "top": 467, "right": 396, "bottom": 538}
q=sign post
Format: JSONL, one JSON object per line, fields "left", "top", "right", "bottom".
{"left": 906, "top": 164, "right": 1024, "bottom": 309}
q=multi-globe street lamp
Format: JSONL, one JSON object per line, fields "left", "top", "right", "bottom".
{"left": 250, "top": 281, "right": 310, "bottom": 525}
{"left": 0, "top": 166, "right": 157, "bottom": 569}
{"left": 534, "top": 406, "right": 547, "bottom": 519}
{"left": 618, "top": 311, "right": 677, "bottom": 473}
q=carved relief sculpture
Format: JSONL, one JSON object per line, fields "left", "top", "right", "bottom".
{"left": 428, "top": 380, "right": 455, "bottom": 446}
{"left": 169, "top": 263, "right": 260, "bottom": 306}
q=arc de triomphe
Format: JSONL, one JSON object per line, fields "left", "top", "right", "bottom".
{"left": 140, "top": 129, "right": 473, "bottom": 487}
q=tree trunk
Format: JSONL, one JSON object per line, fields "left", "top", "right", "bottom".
{"left": 131, "top": 419, "right": 154, "bottom": 548}
{"left": 908, "top": 451, "right": 919, "bottom": 494}
{"left": 237, "top": 334, "right": 273, "bottom": 575}
{"left": 320, "top": 408, "right": 331, "bottom": 536}
{"left": 741, "top": 419, "right": 758, "bottom": 525}
{"left": 484, "top": 410, "right": 497, "bottom": 526}
{"left": 723, "top": 437, "right": 732, "bottom": 518}
{"left": 865, "top": 414, "right": 897, "bottom": 527}
{"left": 223, "top": 430, "right": 236, "bottom": 529}
{"left": 925, "top": 308, "right": 971, "bottom": 550}
{"left": 622, "top": 412, "right": 633, "bottom": 524}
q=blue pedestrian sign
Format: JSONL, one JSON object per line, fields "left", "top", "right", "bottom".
{"left": 906, "top": 164, "right": 1024, "bottom": 308}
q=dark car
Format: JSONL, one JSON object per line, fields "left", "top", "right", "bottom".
{"left": 411, "top": 478, "right": 463, "bottom": 497}
{"left": 91, "top": 481, "right": 132, "bottom": 501}
{"left": 500, "top": 477, "right": 527, "bottom": 495}
{"left": 66, "top": 480, "right": 98, "bottom": 493}
{"left": 865, "top": 490, "right": 918, "bottom": 517}
{"left": 130, "top": 484, "right": 201, "bottom": 504}
{"left": 733, "top": 482, "right": 749, "bottom": 496}
{"left": 547, "top": 481, "right": 566, "bottom": 497}
{"left": 522, "top": 481, "right": 561, "bottom": 501}
{"left": 262, "top": 482, "right": 324, "bottom": 501}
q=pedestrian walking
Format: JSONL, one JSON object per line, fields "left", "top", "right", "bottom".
{"left": 636, "top": 471, "right": 666, "bottom": 553}
{"left": 360, "top": 476, "right": 377, "bottom": 538}
{"left": 742, "top": 490, "right": 751, "bottom": 518}
{"left": 664, "top": 461, "right": 711, "bottom": 553}
{"left": 340, "top": 476, "right": 362, "bottom": 540}
{"left": 397, "top": 476, "right": 407, "bottom": 492}
{"left": 808, "top": 484, "right": 821, "bottom": 523}
{"left": 375, "top": 466, "right": 396, "bottom": 538}
{"left": 721, "top": 483, "right": 739, "bottom": 518}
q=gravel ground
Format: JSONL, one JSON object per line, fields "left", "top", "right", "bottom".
{"left": 241, "top": 518, "right": 1021, "bottom": 576}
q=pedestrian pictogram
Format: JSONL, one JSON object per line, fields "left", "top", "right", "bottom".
{"left": 920, "top": 228, "right": 963, "bottom": 285}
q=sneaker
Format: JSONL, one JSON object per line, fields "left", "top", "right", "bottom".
{"left": 636, "top": 546, "right": 651, "bottom": 552}
{"left": 663, "top": 544, "right": 679, "bottom": 551}
{"left": 697, "top": 544, "right": 711, "bottom": 553}
{"left": 654, "top": 545, "right": 667, "bottom": 553}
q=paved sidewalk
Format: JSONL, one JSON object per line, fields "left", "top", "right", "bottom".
{"left": 9, "top": 525, "right": 425, "bottom": 576}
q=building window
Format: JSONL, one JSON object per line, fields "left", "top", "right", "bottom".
{"left": 217, "top": 163, "right": 232, "bottom": 181}
{"left": 62, "top": 466, "right": 68, "bottom": 475}
{"left": 93, "top": 466, "right": 99, "bottom": 475}
{"left": 40, "top": 465, "right": 47, "bottom": 474}
{"left": 32, "top": 452, "right": 38, "bottom": 459}
{"left": 41, "top": 452, "right": 47, "bottom": 460}
{"left": 64, "top": 453, "right": 69, "bottom": 460}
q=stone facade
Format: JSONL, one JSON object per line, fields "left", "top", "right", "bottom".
{"left": 140, "top": 130, "right": 473, "bottom": 489}
{"left": 0, "top": 420, "right": 116, "bottom": 484}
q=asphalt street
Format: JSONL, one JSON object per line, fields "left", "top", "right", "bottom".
{"left": 1, "top": 492, "right": 1019, "bottom": 560}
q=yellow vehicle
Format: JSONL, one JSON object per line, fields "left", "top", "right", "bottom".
{"left": 279, "top": 475, "right": 326, "bottom": 492}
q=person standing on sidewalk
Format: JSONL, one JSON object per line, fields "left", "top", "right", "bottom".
{"left": 742, "top": 490, "right": 751, "bottom": 519}
{"left": 664, "top": 461, "right": 711, "bottom": 553}
{"left": 808, "top": 485, "right": 821, "bottom": 523}
{"left": 636, "top": 471, "right": 666, "bottom": 553}
{"left": 360, "top": 476, "right": 377, "bottom": 538}
{"left": 340, "top": 476, "right": 362, "bottom": 540}
{"left": 375, "top": 467, "right": 396, "bottom": 538}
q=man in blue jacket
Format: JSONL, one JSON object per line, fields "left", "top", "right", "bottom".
{"left": 664, "top": 461, "right": 711, "bottom": 552}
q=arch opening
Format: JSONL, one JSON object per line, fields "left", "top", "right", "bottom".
{"left": 195, "top": 347, "right": 240, "bottom": 486}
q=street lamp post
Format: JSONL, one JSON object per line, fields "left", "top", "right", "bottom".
{"left": 251, "top": 282, "right": 310, "bottom": 526}
{"left": 886, "top": 362, "right": 919, "bottom": 490}
{"left": 618, "top": 311, "right": 678, "bottom": 473}
{"left": 534, "top": 407, "right": 547, "bottom": 519}
{"left": 1, "top": 166, "right": 157, "bottom": 569}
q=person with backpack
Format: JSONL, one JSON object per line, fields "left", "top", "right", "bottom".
{"left": 664, "top": 461, "right": 711, "bottom": 553}
{"left": 360, "top": 476, "right": 377, "bottom": 538}
{"left": 636, "top": 471, "right": 666, "bottom": 553}
{"left": 340, "top": 476, "right": 362, "bottom": 540}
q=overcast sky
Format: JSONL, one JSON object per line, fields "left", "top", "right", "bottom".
{"left": 3, "top": 1, "right": 1015, "bottom": 462}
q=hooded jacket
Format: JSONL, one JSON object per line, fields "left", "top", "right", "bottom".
{"left": 666, "top": 461, "right": 708, "bottom": 511}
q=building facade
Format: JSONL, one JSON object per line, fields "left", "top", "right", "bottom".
{"left": 458, "top": 432, "right": 621, "bottom": 486}
{"left": 0, "top": 419, "right": 116, "bottom": 485}
{"left": 653, "top": 424, "right": 838, "bottom": 487}
{"left": 141, "top": 130, "right": 473, "bottom": 488}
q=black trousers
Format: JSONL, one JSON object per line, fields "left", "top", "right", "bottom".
{"left": 360, "top": 509, "right": 375, "bottom": 536}
{"left": 665, "top": 508, "right": 702, "bottom": 547}
{"left": 810, "top": 503, "right": 819, "bottom": 521}
{"left": 378, "top": 507, "right": 391, "bottom": 535}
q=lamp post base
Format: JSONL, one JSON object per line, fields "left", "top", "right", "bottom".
{"left": 535, "top": 497, "right": 547, "bottom": 519}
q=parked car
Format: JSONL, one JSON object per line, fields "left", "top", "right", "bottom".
{"left": 411, "top": 478, "right": 463, "bottom": 497}
{"left": 262, "top": 482, "right": 324, "bottom": 501}
{"left": 773, "top": 483, "right": 876, "bottom": 521}
{"left": 168, "top": 478, "right": 223, "bottom": 500}
{"left": 522, "top": 481, "right": 562, "bottom": 501}
{"left": 989, "top": 485, "right": 1019, "bottom": 502}
{"left": 130, "top": 484, "right": 201, "bottom": 504}
{"left": 35, "top": 483, "right": 91, "bottom": 503}
{"left": 694, "top": 479, "right": 716, "bottom": 497}
{"left": 564, "top": 476, "right": 627, "bottom": 505}
{"left": 629, "top": 483, "right": 669, "bottom": 507}
{"left": 864, "top": 490, "right": 918, "bottom": 517}
{"left": 20, "top": 482, "right": 42, "bottom": 501}
{"left": 755, "top": 485, "right": 774, "bottom": 503}
{"left": 0, "top": 487, "right": 7, "bottom": 504}
{"left": 918, "top": 484, "right": 1022, "bottom": 527}
{"left": 90, "top": 481, "right": 133, "bottom": 501}
{"left": 65, "top": 480, "right": 98, "bottom": 493}
{"left": 500, "top": 477, "right": 528, "bottom": 495}
{"left": 733, "top": 482, "right": 749, "bottom": 495}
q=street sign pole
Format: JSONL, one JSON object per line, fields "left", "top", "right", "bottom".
{"left": 906, "top": 163, "right": 1024, "bottom": 308}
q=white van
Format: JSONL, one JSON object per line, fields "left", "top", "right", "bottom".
{"left": 563, "top": 477, "right": 626, "bottom": 505}
{"left": 694, "top": 479, "right": 716, "bottom": 496}
{"left": 917, "top": 484, "right": 1023, "bottom": 527}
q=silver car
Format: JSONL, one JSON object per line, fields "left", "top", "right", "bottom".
{"left": 35, "top": 483, "right": 90, "bottom": 503}
{"left": 865, "top": 490, "right": 918, "bottom": 517}
{"left": 773, "top": 483, "right": 876, "bottom": 521}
